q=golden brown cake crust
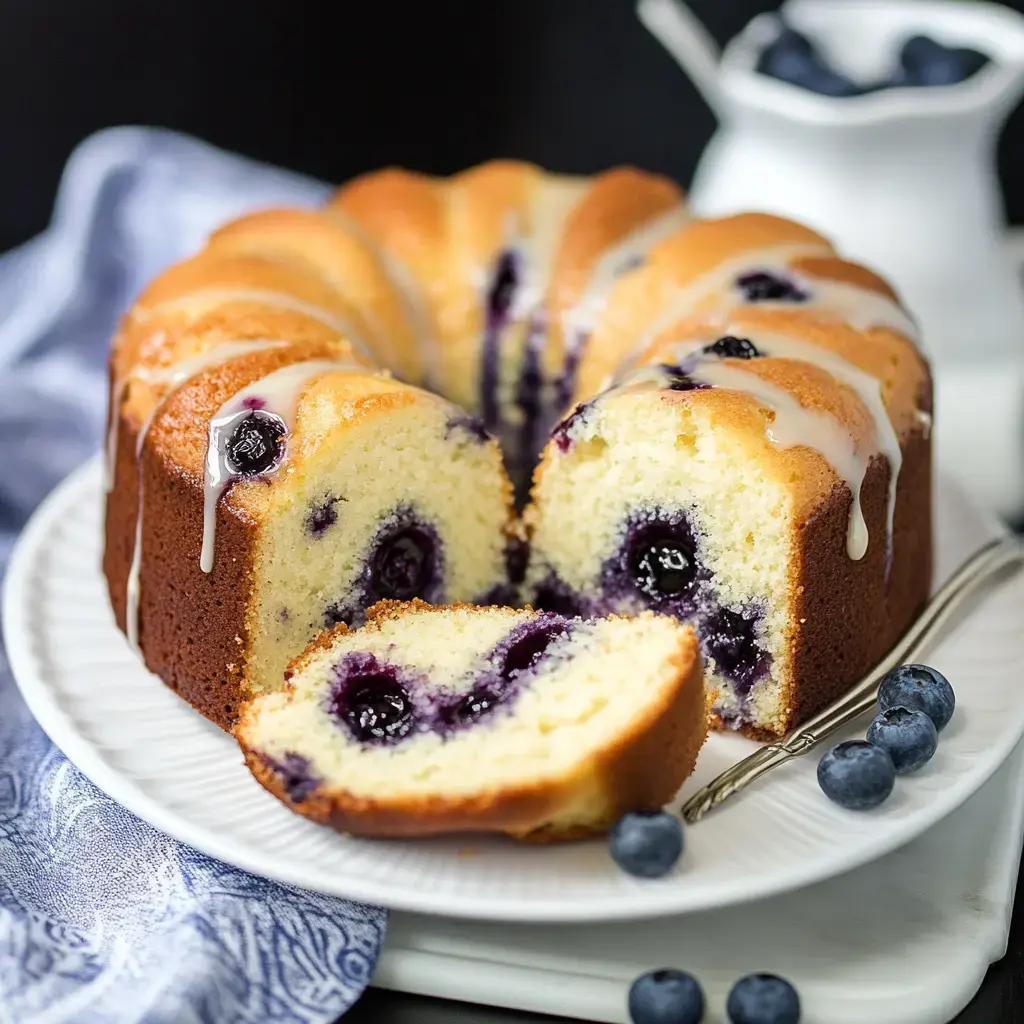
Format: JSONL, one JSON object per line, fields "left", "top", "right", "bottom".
{"left": 103, "top": 410, "right": 253, "bottom": 730}
{"left": 238, "top": 614, "right": 707, "bottom": 841}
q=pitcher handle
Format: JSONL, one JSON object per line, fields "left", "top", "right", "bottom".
{"left": 636, "top": 0, "right": 725, "bottom": 119}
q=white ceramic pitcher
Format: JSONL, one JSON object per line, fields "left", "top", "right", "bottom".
{"left": 641, "top": 0, "right": 1024, "bottom": 365}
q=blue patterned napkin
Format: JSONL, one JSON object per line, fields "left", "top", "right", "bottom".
{"left": 0, "top": 128, "right": 387, "bottom": 1024}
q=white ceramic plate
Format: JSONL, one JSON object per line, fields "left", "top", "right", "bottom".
{"left": 5, "top": 457, "right": 1024, "bottom": 923}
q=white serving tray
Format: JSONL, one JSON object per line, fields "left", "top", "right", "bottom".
{"left": 374, "top": 736, "right": 1024, "bottom": 1022}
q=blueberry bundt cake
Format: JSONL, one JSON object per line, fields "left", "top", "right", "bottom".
{"left": 524, "top": 214, "right": 931, "bottom": 738}
{"left": 236, "top": 601, "right": 707, "bottom": 840}
{"left": 104, "top": 161, "right": 931, "bottom": 747}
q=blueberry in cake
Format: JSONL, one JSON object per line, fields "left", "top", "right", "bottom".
{"left": 236, "top": 601, "right": 707, "bottom": 840}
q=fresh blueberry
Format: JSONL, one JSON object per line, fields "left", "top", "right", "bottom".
{"left": 610, "top": 811, "right": 684, "bottom": 878}
{"left": 817, "top": 740, "right": 896, "bottom": 810}
{"left": 756, "top": 27, "right": 818, "bottom": 83}
{"left": 627, "top": 525, "right": 698, "bottom": 602}
{"left": 727, "top": 973, "right": 801, "bottom": 1024}
{"left": 705, "top": 335, "right": 762, "bottom": 360}
{"left": 737, "top": 271, "right": 809, "bottom": 304}
{"left": 628, "top": 969, "right": 705, "bottom": 1024}
{"left": 224, "top": 411, "right": 286, "bottom": 476}
{"left": 897, "top": 35, "right": 990, "bottom": 87}
{"left": 799, "top": 67, "right": 861, "bottom": 97}
{"left": 758, "top": 27, "right": 860, "bottom": 97}
{"left": 867, "top": 706, "right": 938, "bottom": 774}
{"left": 878, "top": 664, "right": 955, "bottom": 732}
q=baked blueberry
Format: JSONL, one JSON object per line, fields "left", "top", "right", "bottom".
{"left": 224, "top": 411, "right": 286, "bottom": 476}
{"left": 878, "top": 664, "right": 955, "bottom": 731}
{"left": 664, "top": 369, "right": 710, "bottom": 393}
{"left": 450, "top": 685, "right": 504, "bottom": 724}
{"left": 445, "top": 414, "right": 490, "bottom": 444}
{"left": 867, "top": 706, "right": 938, "bottom": 774}
{"left": 705, "top": 335, "right": 762, "bottom": 360}
{"left": 610, "top": 810, "right": 684, "bottom": 878}
{"left": 628, "top": 969, "right": 705, "bottom": 1024}
{"left": 264, "top": 752, "right": 320, "bottom": 802}
{"left": 305, "top": 495, "right": 340, "bottom": 536}
{"left": 532, "top": 576, "right": 584, "bottom": 618}
{"left": 333, "top": 672, "right": 415, "bottom": 744}
{"left": 702, "top": 606, "right": 769, "bottom": 693}
{"left": 501, "top": 619, "right": 568, "bottom": 679}
{"left": 727, "top": 973, "right": 801, "bottom": 1024}
{"left": 487, "top": 249, "right": 519, "bottom": 327}
{"left": 817, "top": 740, "right": 896, "bottom": 810}
{"left": 736, "top": 271, "right": 809, "bottom": 304}
{"left": 628, "top": 524, "right": 698, "bottom": 602}
{"left": 370, "top": 525, "right": 436, "bottom": 601}
{"left": 551, "top": 401, "right": 592, "bottom": 453}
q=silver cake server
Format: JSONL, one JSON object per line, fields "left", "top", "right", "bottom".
{"left": 681, "top": 534, "right": 1024, "bottom": 825}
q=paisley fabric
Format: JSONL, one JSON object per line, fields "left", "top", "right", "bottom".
{"left": 0, "top": 128, "right": 387, "bottom": 1023}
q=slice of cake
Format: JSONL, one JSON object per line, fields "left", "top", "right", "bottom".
{"left": 236, "top": 601, "right": 707, "bottom": 840}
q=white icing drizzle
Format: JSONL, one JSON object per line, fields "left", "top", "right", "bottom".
{"left": 622, "top": 242, "right": 833, "bottom": 367}
{"left": 134, "top": 288, "right": 362, "bottom": 339}
{"left": 770, "top": 277, "right": 918, "bottom": 341}
{"left": 616, "top": 242, "right": 918, "bottom": 380}
{"left": 105, "top": 285, "right": 379, "bottom": 494}
{"left": 512, "top": 178, "right": 591, "bottom": 317}
{"left": 672, "top": 329, "right": 902, "bottom": 561}
{"left": 686, "top": 359, "right": 873, "bottom": 560}
{"left": 327, "top": 206, "right": 440, "bottom": 388}
{"left": 563, "top": 204, "right": 691, "bottom": 341}
{"left": 124, "top": 340, "right": 291, "bottom": 651}
{"left": 201, "top": 359, "right": 363, "bottom": 573}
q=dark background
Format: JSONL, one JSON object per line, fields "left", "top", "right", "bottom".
{"left": 5, "top": 0, "right": 1024, "bottom": 254}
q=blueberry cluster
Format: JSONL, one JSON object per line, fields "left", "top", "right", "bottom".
{"left": 629, "top": 968, "right": 800, "bottom": 1024}
{"left": 758, "top": 25, "right": 991, "bottom": 98}
{"left": 323, "top": 512, "right": 442, "bottom": 629}
{"left": 327, "top": 617, "right": 572, "bottom": 745}
{"left": 817, "top": 664, "right": 954, "bottom": 810}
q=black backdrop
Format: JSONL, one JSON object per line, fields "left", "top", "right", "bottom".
{"left": 3, "top": 0, "right": 1024, "bottom": 252}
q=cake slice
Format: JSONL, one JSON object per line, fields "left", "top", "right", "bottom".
{"left": 236, "top": 601, "right": 707, "bottom": 840}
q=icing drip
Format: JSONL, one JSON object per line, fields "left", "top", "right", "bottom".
{"left": 615, "top": 242, "right": 918, "bottom": 387}
{"left": 622, "top": 242, "right": 833, "bottom": 371}
{"left": 686, "top": 360, "right": 874, "bottom": 560}
{"left": 106, "top": 286, "right": 378, "bottom": 493}
{"left": 565, "top": 205, "right": 691, "bottom": 340}
{"left": 130, "top": 288, "right": 363, "bottom": 341}
{"left": 557, "top": 203, "right": 690, "bottom": 408}
{"left": 326, "top": 207, "right": 440, "bottom": 388}
{"left": 201, "top": 359, "right": 363, "bottom": 573}
{"left": 124, "top": 340, "right": 291, "bottom": 651}
{"left": 730, "top": 275, "right": 919, "bottom": 341}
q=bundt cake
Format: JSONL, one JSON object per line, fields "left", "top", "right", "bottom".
{"left": 523, "top": 214, "right": 931, "bottom": 738}
{"left": 103, "top": 160, "right": 931, "bottom": 749}
{"left": 236, "top": 601, "right": 707, "bottom": 840}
